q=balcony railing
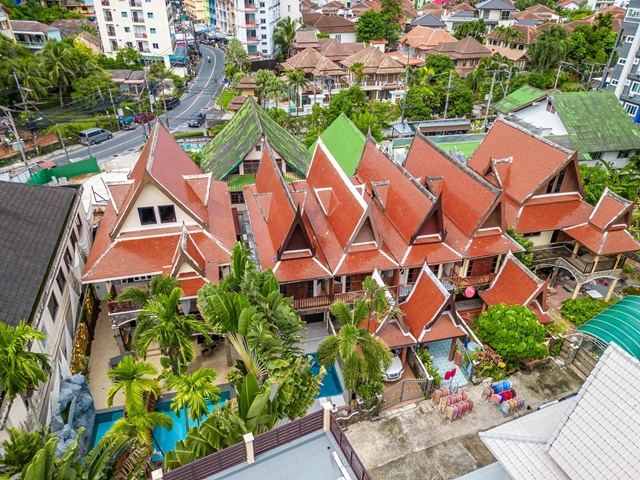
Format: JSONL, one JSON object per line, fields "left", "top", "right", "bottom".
{"left": 441, "top": 273, "right": 497, "bottom": 289}
{"left": 107, "top": 299, "right": 142, "bottom": 326}
{"left": 101, "top": 0, "right": 110, "bottom": 5}
{"left": 246, "top": 36, "right": 259, "bottom": 43}
{"left": 134, "top": 32, "right": 147, "bottom": 38}
{"left": 292, "top": 285, "right": 402, "bottom": 310}
{"left": 132, "top": 16, "right": 145, "bottom": 23}
{"left": 104, "top": 14, "right": 113, "bottom": 21}
{"left": 531, "top": 245, "right": 624, "bottom": 275}
{"left": 130, "top": 0, "right": 142, "bottom": 6}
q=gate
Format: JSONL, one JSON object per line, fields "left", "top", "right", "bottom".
{"left": 572, "top": 336, "right": 606, "bottom": 377}
{"left": 380, "top": 379, "right": 429, "bottom": 412}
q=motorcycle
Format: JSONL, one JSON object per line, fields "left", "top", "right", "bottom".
{"left": 207, "top": 56, "right": 211, "bottom": 63}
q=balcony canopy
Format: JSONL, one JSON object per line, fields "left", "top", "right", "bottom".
{"left": 577, "top": 296, "right": 640, "bottom": 361}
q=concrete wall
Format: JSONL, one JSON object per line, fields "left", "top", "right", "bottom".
{"left": 511, "top": 101, "right": 568, "bottom": 136}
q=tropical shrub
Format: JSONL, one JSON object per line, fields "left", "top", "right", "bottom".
{"left": 507, "top": 227, "right": 534, "bottom": 269}
{"left": 476, "top": 304, "right": 547, "bottom": 361}
{"left": 560, "top": 297, "right": 617, "bottom": 327}
{"left": 473, "top": 346, "right": 506, "bottom": 380}
{"left": 416, "top": 349, "right": 442, "bottom": 387}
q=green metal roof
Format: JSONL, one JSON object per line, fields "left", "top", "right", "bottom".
{"left": 493, "top": 85, "right": 546, "bottom": 114}
{"left": 199, "top": 97, "right": 311, "bottom": 179}
{"left": 550, "top": 90, "right": 640, "bottom": 154}
{"left": 578, "top": 295, "right": 640, "bottom": 360}
{"left": 226, "top": 174, "right": 256, "bottom": 191}
{"left": 309, "top": 113, "right": 366, "bottom": 176}
{"left": 435, "top": 141, "right": 482, "bottom": 159}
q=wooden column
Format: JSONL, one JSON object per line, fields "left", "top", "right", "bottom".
{"left": 614, "top": 253, "right": 622, "bottom": 270}
{"left": 400, "top": 346, "right": 408, "bottom": 365}
{"left": 571, "top": 282, "right": 581, "bottom": 299}
{"left": 605, "top": 278, "right": 618, "bottom": 301}
{"left": 448, "top": 339, "right": 457, "bottom": 361}
{"left": 572, "top": 242, "right": 580, "bottom": 257}
{"left": 590, "top": 255, "right": 600, "bottom": 274}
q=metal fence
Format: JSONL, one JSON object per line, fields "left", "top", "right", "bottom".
{"left": 330, "top": 415, "right": 373, "bottom": 480}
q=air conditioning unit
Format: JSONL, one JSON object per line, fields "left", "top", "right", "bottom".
{"left": 633, "top": 58, "right": 639, "bottom": 65}
{"left": 626, "top": 80, "right": 631, "bottom": 86}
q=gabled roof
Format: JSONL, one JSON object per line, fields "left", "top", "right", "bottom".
{"left": 293, "top": 30, "right": 320, "bottom": 49}
{"left": 563, "top": 189, "right": 640, "bottom": 255}
{"left": 468, "top": 120, "right": 575, "bottom": 205}
{"left": 486, "top": 45, "right": 528, "bottom": 62}
{"left": 492, "top": 85, "right": 546, "bottom": 114}
{"left": 479, "top": 343, "right": 640, "bottom": 479}
{"left": 512, "top": 10, "right": 543, "bottom": 21}
{"left": 199, "top": 97, "right": 311, "bottom": 179}
{"left": 475, "top": 0, "right": 517, "bottom": 10}
{"left": 427, "top": 36, "right": 492, "bottom": 58}
{"left": 303, "top": 13, "right": 357, "bottom": 33}
{"left": 399, "top": 263, "right": 464, "bottom": 342}
{"left": 340, "top": 46, "right": 405, "bottom": 75}
{"left": 399, "top": 25, "right": 455, "bottom": 50}
{"left": 281, "top": 47, "right": 345, "bottom": 77}
{"left": 450, "top": 2, "right": 475, "bottom": 12}
{"left": 308, "top": 113, "right": 366, "bottom": 177}
{"left": 480, "top": 252, "right": 552, "bottom": 323}
{"left": 317, "top": 38, "right": 364, "bottom": 61}
{"left": 526, "top": 4, "right": 557, "bottom": 15}
{"left": 411, "top": 13, "right": 445, "bottom": 28}
{"left": 0, "top": 182, "right": 77, "bottom": 327}
{"left": 236, "top": 76, "right": 257, "bottom": 90}
{"left": 10, "top": 20, "right": 58, "bottom": 34}
{"left": 548, "top": 90, "right": 640, "bottom": 155}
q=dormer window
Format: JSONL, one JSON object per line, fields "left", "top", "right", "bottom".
{"left": 159, "top": 205, "right": 177, "bottom": 223}
{"left": 138, "top": 207, "right": 157, "bottom": 225}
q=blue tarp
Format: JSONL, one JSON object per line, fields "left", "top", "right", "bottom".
{"left": 169, "top": 46, "right": 188, "bottom": 64}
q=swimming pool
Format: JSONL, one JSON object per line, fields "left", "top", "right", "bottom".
{"left": 89, "top": 390, "right": 232, "bottom": 453}
{"left": 309, "top": 353, "right": 344, "bottom": 398}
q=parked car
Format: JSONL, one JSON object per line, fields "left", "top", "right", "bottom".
{"left": 135, "top": 111, "right": 155, "bottom": 123}
{"left": 188, "top": 112, "right": 206, "bottom": 127}
{"left": 78, "top": 128, "right": 112, "bottom": 146}
{"left": 163, "top": 97, "right": 180, "bottom": 110}
{"left": 382, "top": 350, "right": 404, "bottom": 382}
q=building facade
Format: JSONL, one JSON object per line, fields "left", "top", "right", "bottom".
{"left": 184, "top": 0, "right": 206, "bottom": 22}
{"left": 10, "top": 20, "right": 61, "bottom": 51}
{"left": 0, "top": 182, "right": 93, "bottom": 441}
{"left": 94, "top": 0, "right": 176, "bottom": 67}
{"left": 0, "top": 5, "right": 14, "bottom": 41}
{"left": 216, "top": 0, "right": 280, "bottom": 58}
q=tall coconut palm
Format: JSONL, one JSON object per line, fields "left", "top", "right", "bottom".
{"left": 273, "top": 17, "right": 300, "bottom": 58}
{"left": 41, "top": 41, "right": 78, "bottom": 106}
{"left": 107, "top": 409, "right": 172, "bottom": 455}
{"left": 117, "top": 274, "right": 180, "bottom": 308}
{"left": 0, "top": 320, "right": 51, "bottom": 403}
{"left": 134, "top": 288, "right": 212, "bottom": 375}
{"left": 284, "top": 68, "right": 309, "bottom": 116}
{"left": 316, "top": 300, "right": 392, "bottom": 391}
{"left": 348, "top": 62, "right": 367, "bottom": 86}
{"left": 528, "top": 25, "right": 569, "bottom": 72}
{"left": 268, "top": 77, "right": 289, "bottom": 110}
{"left": 254, "top": 69, "right": 277, "bottom": 108}
{"left": 9, "top": 57, "right": 48, "bottom": 101}
{"left": 106, "top": 356, "right": 161, "bottom": 413}
{"left": 166, "top": 368, "right": 221, "bottom": 430}
{"left": 361, "top": 276, "right": 403, "bottom": 332}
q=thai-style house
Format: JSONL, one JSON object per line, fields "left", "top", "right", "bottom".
{"left": 426, "top": 36, "right": 492, "bottom": 77}
{"left": 339, "top": 46, "right": 406, "bottom": 102}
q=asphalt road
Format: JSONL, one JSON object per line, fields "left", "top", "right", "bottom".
{"left": 51, "top": 45, "right": 224, "bottom": 165}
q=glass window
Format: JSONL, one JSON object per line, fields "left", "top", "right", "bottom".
{"left": 624, "top": 103, "right": 638, "bottom": 116}
{"left": 124, "top": 26, "right": 130, "bottom": 32}
{"left": 152, "top": 43, "right": 159, "bottom": 49}
{"left": 147, "top": 12, "right": 154, "bottom": 18}
{"left": 244, "top": 160, "right": 260, "bottom": 174}
{"left": 259, "top": 1, "right": 265, "bottom": 6}
{"left": 611, "top": 79, "right": 619, "bottom": 86}
{"left": 48, "top": 295, "right": 59, "bottom": 320}
{"left": 121, "top": 11, "right": 128, "bottom": 17}
{"left": 618, "top": 58, "right": 626, "bottom": 65}
{"left": 158, "top": 205, "right": 176, "bottom": 223}
{"left": 230, "top": 191, "right": 245, "bottom": 204}
{"left": 138, "top": 207, "right": 157, "bottom": 225}
{"left": 631, "top": 82, "right": 640, "bottom": 93}
{"left": 56, "top": 269, "right": 66, "bottom": 292}
{"left": 150, "top": 27, "right": 156, "bottom": 34}
{"left": 260, "top": 18, "right": 265, "bottom": 24}
{"left": 628, "top": 8, "right": 640, "bottom": 18}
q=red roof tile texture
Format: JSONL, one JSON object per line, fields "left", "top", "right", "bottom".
{"left": 400, "top": 265, "right": 450, "bottom": 340}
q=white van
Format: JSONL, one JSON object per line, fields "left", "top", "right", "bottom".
{"left": 78, "top": 128, "right": 112, "bottom": 145}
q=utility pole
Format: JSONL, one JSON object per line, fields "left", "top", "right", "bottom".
{"left": 162, "top": 97, "right": 170, "bottom": 129}
{"left": 108, "top": 88, "right": 120, "bottom": 131}
{"left": 55, "top": 123, "right": 70, "bottom": 163}
{"left": 13, "top": 72, "right": 26, "bottom": 104}
{"left": 399, "top": 48, "right": 412, "bottom": 124}
{"left": 0, "top": 106, "right": 28, "bottom": 167}
{"left": 443, "top": 69, "right": 453, "bottom": 119}
{"left": 483, "top": 70, "right": 497, "bottom": 133}
{"left": 553, "top": 62, "right": 563, "bottom": 91}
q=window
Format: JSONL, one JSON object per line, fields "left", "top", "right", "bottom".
{"left": 65, "top": 247, "right": 72, "bottom": 266}
{"left": 345, "top": 276, "right": 352, "bottom": 292}
{"left": 107, "top": 25, "right": 116, "bottom": 36}
{"left": 554, "top": 169, "right": 566, "bottom": 193}
{"left": 124, "top": 26, "right": 130, "bottom": 32}
{"left": 590, "top": 151, "right": 604, "bottom": 160}
{"left": 126, "top": 41, "right": 133, "bottom": 47}
{"left": 335, "top": 34, "right": 341, "bottom": 41}
{"left": 147, "top": 12, "right": 154, "bottom": 18}
{"left": 48, "top": 295, "right": 59, "bottom": 320}
{"left": 482, "top": 10, "right": 490, "bottom": 19}
{"left": 261, "top": 34, "right": 266, "bottom": 39}
{"left": 524, "top": 231, "right": 542, "bottom": 238}
{"left": 500, "top": 11, "right": 510, "bottom": 20}
{"left": 610, "top": 79, "right": 619, "bottom": 86}
{"left": 260, "top": 18, "right": 266, "bottom": 23}
{"left": 259, "top": 1, "right": 265, "bottom": 5}
{"left": 407, "top": 268, "right": 415, "bottom": 283}
{"left": 618, "top": 150, "right": 634, "bottom": 158}
{"left": 467, "top": 260, "right": 474, "bottom": 274}
{"left": 138, "top": 207, "right": 157, "bottom": 225}
{"left": 307, "top": 281, "right": 314, "bottom": 297}
{"left": 491, "top": 256, "right": 499, "bottom": 273}
{"left": 624, "top": 102, "right": 638, "bottom": 116}
{"left": 244, "top": 160, "right": 260, "bottom": 174}
{"left": 152, "top": 43, "right": 159, "bottom": 49}
{"left": 158, "top": 205, "right": 176, "bottom": 223}
{"left": 627, "top": 8, "right": 640, "bottom": 18}
{"left": 631, "top": 82, "right": 640, "bottom": 93}
{"left": 230, "top": 191, "right": 245, "bottom": 204}
{"left": 150, "top": 27, "right": 156, "bottom": 34}
{"left": 262, "top": 49, "right": 267, "bottom": 54}
{"left": 618, "top": 58, "right": 626, "bottom": 65}
{"left": 121, "top": 11, "right": 128, "bottom": 17}
{"left": 255, "top": 144, "right": 262, "bottom": 151}
{"left": 56, "top": 269, "right": 66, "bottom": 292}
{"left": 627, "top": 36, "right": 636, "bottom": 43}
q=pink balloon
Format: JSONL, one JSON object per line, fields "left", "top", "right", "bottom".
{"left": 464, "top": 286, "right": 476, "bottom": 298}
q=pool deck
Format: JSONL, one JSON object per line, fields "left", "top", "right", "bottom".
{"left": 88, "top": 303, "right": 239, "bottom": 410}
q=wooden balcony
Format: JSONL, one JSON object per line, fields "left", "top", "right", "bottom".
{"left": 532, "top": 245, "right": 624, "bottom": 276}
{"left": 292, "top": 285, "right": 402, "bottom": 310}
{"left": 106, "top": 299, "right": 142, "bottom": 326}
{"left": 441, "top": 273, "right": 497, "bottom": 290}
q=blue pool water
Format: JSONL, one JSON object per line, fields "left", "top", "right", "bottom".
{"left": 309, "top": 353, "right": 344, "bottom": 398}
{"left": 89, "top": 390, "right": 231, "bottom": 453}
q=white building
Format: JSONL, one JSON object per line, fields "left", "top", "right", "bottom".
{"left": 0, "top": 5, "right": 14, "bottom": 41}
{"left": 217, "top": 0, "right": 281, "bottom": 58}
{"left": 94, "top": 0, "right": 176, "bottom": 68}
{"left": 0, "top": 182, "right": 93, "bottom": 441}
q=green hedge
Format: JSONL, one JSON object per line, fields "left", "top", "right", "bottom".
{"left": 173, "top": 132, "right": 204, "bottom": 139}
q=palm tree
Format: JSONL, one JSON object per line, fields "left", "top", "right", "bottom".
{"left": 107, "top": 409, "right": 172, "bottom": 454}
{"left": 9, "top": 57, "right": 48, "bottom": 100}
{"left": 0, "top": 428, "right": 52, "bottom": 476}
{"left": 492, "top": 26, "right": 525, "bottom": 49}
{"left": 135, "top": 288, "right": 212, "bottom": 375}
{"left": 273, "top": 17, "right": 300, "bottom": 58}
{"left": 316, "top": 300, "right": 392, "bottom": 391}
{"left": 166, "top": 368, "right": 221, "bottom": 430}
{"left": 361, "top": 277, "right": 403, "bottom": 332}
{"left": 0, "top": 320, "right": 51, "bottom": 403}
{"left": 41, "top": 41, "right": 78, "bottom": 106}
{"left": 348, "top": 62, "right": 367, "bottom": 86}
{"left": 268, "top": 77, "right": 289, "bottom": 110}
{"left": 528, "top": 25, "right": 569, "bottom": 72}
{"left": 284, "top": 68, "right": 309, "bottom": 116}
{"left": 116, "top": 275, "right": 180, "bottom": 308}
{"left": 254, "top": 69, "right": 277, "bottom": 108}
{"left": 106, "top": 356, "right": 161, "bottom": 413}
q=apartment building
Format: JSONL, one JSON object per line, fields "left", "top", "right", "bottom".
{"left": 203, "top": 0, "right": 216, "bottom": 25}
{"left": 184, "top": 0, "right": 206, "bottom": 22}
{"left": 217, "top": 0, "right": 280, "bottom": 58}
{"left": 0, "top": 5, "right": 14, "bottom": 41}
{"left": 602, "top": 0, "right": 640, "bottom": 123}
{"left": 0, "top": 182, "right": 93, "bottom": 441}
{"left": 94, "top": 0, "right": 175, "bottom": 67}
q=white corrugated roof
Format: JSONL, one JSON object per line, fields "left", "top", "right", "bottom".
{"left": 476, "top": 343, "right": 640, "bottom": 480}
{"left": 455, "top": 462, "right": 511, "bottom": 480}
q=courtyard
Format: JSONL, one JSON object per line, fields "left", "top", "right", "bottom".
{"left": 345, "top": 360, "right": 584, "bottom": 480}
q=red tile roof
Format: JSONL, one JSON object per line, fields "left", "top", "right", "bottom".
{"left": 588, "top": 189, "right": 634, "bottom": 231}
{"left": 376, "top": 319, "right": 417, "bottom": 348}
{"left": 513, "top": 195, "right": 593, "bottom": 233}
{"left": 420, "top": 312, "right": 466, "bottom": 342}
{"left": 400, "top": 263, "right": 454, "bottom": 341}
{"left": 468, "top": 120, "right": 574, "bottom": 205}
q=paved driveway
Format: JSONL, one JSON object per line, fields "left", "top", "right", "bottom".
{"left": 346, "top": 360, "right": 584, "bottom": 480}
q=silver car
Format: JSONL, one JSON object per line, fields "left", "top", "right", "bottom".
{"left": 78, "top": 128, "right": 112, "bottom": 145}
{"left": 383, "top": 351, "right": 404, "bottom": 382}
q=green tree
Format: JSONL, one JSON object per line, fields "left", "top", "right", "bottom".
{"left": 409, "top": 65, "right": 436, "bottom": 87}
{"left": 348, "top": 61, "right": 367, "bottom": 86}
{"left": 135, "top": 287, "right": 212, "bottom": 376}
{"left": 41, "top": 41, "right": 80, "bottom": 106}
{"left": 560, "top": 297, "right": 617, "bottom": 327}
{"left": 356, "top": 11, "right": 387, "bottom": 43}
{"left": 379, "top": 0, "right": 404, "bottom": 43}
{"left": 0, "top": 428, "right": 53, "bottom": 476}
{"left": 284, "top": 68, "right": 309, "bottom": 116}
{"left": 267, "top": 77, "right": 289, "bottom": 109}
{"left": 351, "top": 110, "right": 382, "bottom": 141}
{"left": 368, "top": 101, "right": 401, "bottom": 128}
{"left": 71, "top": 72, "right": 119, "bottom": 110}
{"left": 476, "top": 304, "right": 548, "bottom": 361}
{"left": 528, "top": 25, "right": 569, "bottom": 72}
{"left": 454, "top": 19, "right": 488, "bottom": 42}
{"left": 492, "top": 26, "right": 525, "bottom": 48}
{"left": 224, "top": 37, "right": 250, "bottom": 78}
{"left": 106, "top": 356, "right": 161, "bottom": 412}
{"left": 114, "top": 46, "right": 143, "bottom": 68}
{"left": 166, "top": 368, "right": 221, "bottom": 430}
{"left": 9, "top": 56, "right": 48, "bottom": 101}
{"left": 506, "top": 228, "right": 534, "bottom": 270}
{"left": 273, "top": 17, "right": 300, "bottom": 58}
{"left": 254, "top": 69, "right": 276, "bottom": 108}
{"left": 326, "top": 86, "right": 366, "bottom": 124}
{"left": 0, "top": 321, "right": 51, "bottom": 403}
{"left": 424, "top": 54, "right": 456, "bottom": 75}
{"left": 117, "top": 274, "right": 181, "bottom": 310}
{"left": 403, "top": 85, "right": 438, "bottom": 120}
{"left": 579, "top": 164, "right": 609, "bottom": 205}
{"left": 317, "top": 299, "right": 392, "bottom": 392}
